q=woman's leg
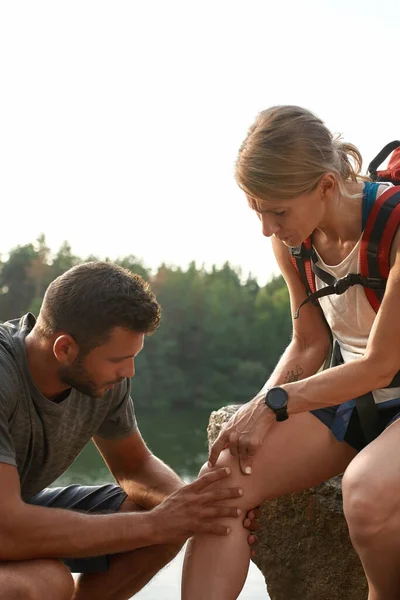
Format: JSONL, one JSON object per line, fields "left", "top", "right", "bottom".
{"left": 182, "top": 411, "right": 357, "bottom": 600}
{"left": 342, "top": 418, "right": 400, "bottom": 600}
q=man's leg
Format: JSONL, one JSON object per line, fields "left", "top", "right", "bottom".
{"left": 343, "top": 417, "right": 400, "bottom": 600}
{"left": 0, "top": 558, "right": 74, "bottom": 600}
{"left": 73, "top": 497, "right": 183, "bottom": 600}
{"left": 181, "top": 411, "right": 358, "bottom": 600}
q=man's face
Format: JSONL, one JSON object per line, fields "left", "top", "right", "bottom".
{"left": 59, "top": 327, "right": 144, "bottom": 398}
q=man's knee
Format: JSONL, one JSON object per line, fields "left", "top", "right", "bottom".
{"left": 342, "top": 458, "right": 398, "bottom": 544}
{"left": 0, "top": 559, "right": 74, "bottom": 600}
{"left": 0, "top": 579, "right": 31, "bottom": 600}
{"left": 35, "top": 559, "right": 74, "bottom": 600}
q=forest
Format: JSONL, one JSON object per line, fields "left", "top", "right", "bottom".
{"left": 0, "top": 234, "right": 292, "bottom": 410}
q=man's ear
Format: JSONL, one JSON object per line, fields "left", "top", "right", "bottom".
{"left": 53, "top": 334, "right": 79, "bottom": 365}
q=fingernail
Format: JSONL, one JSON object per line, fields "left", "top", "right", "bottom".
{"left": 245, "top": 466, "right": 252, "bottom": 475}
{"left": 226, "top": 528, "right": 231, "bottom": 535}
{"left": 237, "top": 509, "right": 242, "bottom": 516}
{"left": 225, "top": 467, "right": 231, "bottom": 475}
{"left": 238, "top": 488, "right": 244, "bottom": 496}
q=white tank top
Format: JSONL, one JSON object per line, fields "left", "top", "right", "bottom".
{"left": 314, "top": 183, "right": 400, "bottom": 405}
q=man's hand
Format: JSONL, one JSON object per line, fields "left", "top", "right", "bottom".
{"left": 208, "top": 397, "right": 275, "bottom": 475}
{"left": 150, "top": 468, "right": 244, "bottom": 543}
{"left": 243, "top": 507, "right": 261, "bottom": 557}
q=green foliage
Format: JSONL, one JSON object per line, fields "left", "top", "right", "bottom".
{"left": 0, "top": 239, "right": 292, "bottom": 411}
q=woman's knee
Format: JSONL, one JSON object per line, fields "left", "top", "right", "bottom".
{"left": 342, "top": 457, "right": 397, "bottom": 543}
{"left": 198, "top": 453, "right": 259, "bottom": 510}
{"left": 199, "top": 451, "right": 243, "bottom": 487}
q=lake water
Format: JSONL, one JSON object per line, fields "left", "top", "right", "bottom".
{"left": 60, "top": 407, "right": 270, "bottom": 599}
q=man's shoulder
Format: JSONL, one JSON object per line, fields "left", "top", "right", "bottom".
{"left": 0, "top": 318, "right": 26, "bottom": 407}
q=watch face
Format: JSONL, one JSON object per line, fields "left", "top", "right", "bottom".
{"left": 267, "top": 387, "right": 288, "bottom": 409}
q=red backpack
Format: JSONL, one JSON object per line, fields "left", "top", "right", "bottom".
{"left": 368, "top": 140, "right": 400, "bottom": 185}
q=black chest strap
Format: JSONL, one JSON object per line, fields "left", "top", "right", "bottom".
{"left": 294, "top": 271, "right": 386, "bottom": 319}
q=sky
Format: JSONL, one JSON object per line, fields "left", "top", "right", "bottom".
{"left": 0, "top": 0, "right": 399, "bottom": 285}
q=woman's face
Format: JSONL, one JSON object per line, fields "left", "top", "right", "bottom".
{"left": 249, "top": 185, "right": 326, "bottom": 247}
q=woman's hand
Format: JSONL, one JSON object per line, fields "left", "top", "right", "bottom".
{"left": 208, "top": 397, "right": 275, "bottom": 475}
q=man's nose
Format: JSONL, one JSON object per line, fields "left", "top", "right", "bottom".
{"left": 118, "top": 359, "right": 135, "bottom": 379}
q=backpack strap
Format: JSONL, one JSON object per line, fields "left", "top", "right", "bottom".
{"left": 289, "top": 238, "right": 318, "bottom": 299}
{"left": 360, "top": 185, "right": 400, "bottom": 312}
{"left": 362, "top": 181, "right": 381, "bottom": 230}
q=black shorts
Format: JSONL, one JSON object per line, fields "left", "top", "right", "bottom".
{"left": 311, "top": 401, "right": 400, "bottom": 452}
{"left": 27, "top": 484, "right": 127, "bottom": 573}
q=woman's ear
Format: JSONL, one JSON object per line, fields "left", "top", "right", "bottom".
{"left": 319, "top": 173, "right": 337, "bottom": 199}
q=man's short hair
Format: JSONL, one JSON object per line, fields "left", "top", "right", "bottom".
{"left": 36, "top": 262, "right": 161, "bottom": 353}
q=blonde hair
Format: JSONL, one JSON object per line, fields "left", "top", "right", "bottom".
{"left": 235, "top": 105, "right": 366, "bottom": 206}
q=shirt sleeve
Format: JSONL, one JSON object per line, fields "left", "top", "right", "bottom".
{"left": 95, "top": 378, "right": 138, "bottom": 439}
{"left": 0, "top": 391, "right": 17, "bottom": 467}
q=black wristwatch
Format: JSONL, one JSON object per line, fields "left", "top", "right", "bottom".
{"left": 265, "top": 386, "right": 289, "bottom": 422}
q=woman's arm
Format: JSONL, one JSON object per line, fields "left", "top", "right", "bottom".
{"left": 284, "top": 230, "right": 400, "bottom": 413}
{"left": 208, "top": 237, "right": 332, "bottom": 473}
{"left": 256, "top": 236, "right": 332, "bottom": 393}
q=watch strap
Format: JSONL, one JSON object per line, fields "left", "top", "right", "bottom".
{"left": 275, "top": 407, "right": 289, "bottom": 422}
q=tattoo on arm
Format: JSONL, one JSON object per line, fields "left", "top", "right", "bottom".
{"left": 284, "top": 365, "right": 304, "bottom": 383}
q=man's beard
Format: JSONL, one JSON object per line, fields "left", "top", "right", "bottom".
{"left": 59, "top": 356, "right": 101, "bottom": 398}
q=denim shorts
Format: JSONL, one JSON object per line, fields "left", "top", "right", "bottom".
{"left": 27, "top": 483, "right": 127, "bottom": 573}
{"left": 311, "top": 400, "right": 400, "bottom": 451}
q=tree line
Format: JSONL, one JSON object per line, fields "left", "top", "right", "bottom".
{"left": 0, "top": 235, "right": 292, "bottom": 410}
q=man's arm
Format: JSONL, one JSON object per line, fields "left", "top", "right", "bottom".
{"left": 0, "top": 462, "right": 242, "bottom": 561}
{"left": 93, "top": 430, "right": 184, "bottom": 510}
{"left": 0, "top": 462, "right": 155, "bottom": 561}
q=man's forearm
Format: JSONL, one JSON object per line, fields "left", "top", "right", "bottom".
{"left": 257, "top": 338, "right": 329, "bottom": 397}
{"left": 120, "top": 454, "right": 184, "bottom": 510}
{"left": 0, "top": 502, "right": 158, "bottom": 562}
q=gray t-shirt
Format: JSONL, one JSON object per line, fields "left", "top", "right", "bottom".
{"left": 0, "top": 314, "right": 137, "bottom": 500}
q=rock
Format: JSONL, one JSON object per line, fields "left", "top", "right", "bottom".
{"left": 208, "top": 406, "right": 367, "bottom": 600}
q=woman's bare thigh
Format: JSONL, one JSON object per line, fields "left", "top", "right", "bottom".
{"left": 211, "top": 411, "right": 358, "bottom": 509}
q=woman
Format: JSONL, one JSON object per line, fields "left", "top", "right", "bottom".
{"left": 181, "top": 106, "right": 400, "bottom": 600}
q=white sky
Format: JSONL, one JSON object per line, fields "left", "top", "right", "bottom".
{"left": 0, "top": 0, "right": 399, "bottom": 285}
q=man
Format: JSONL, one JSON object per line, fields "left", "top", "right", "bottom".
{"left": 0, "top": 261, "right": 255, "bottom": 600}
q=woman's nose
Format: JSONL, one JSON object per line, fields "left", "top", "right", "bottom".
{"left": 261, "top": 215, "right": 280, "bottom": 237}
